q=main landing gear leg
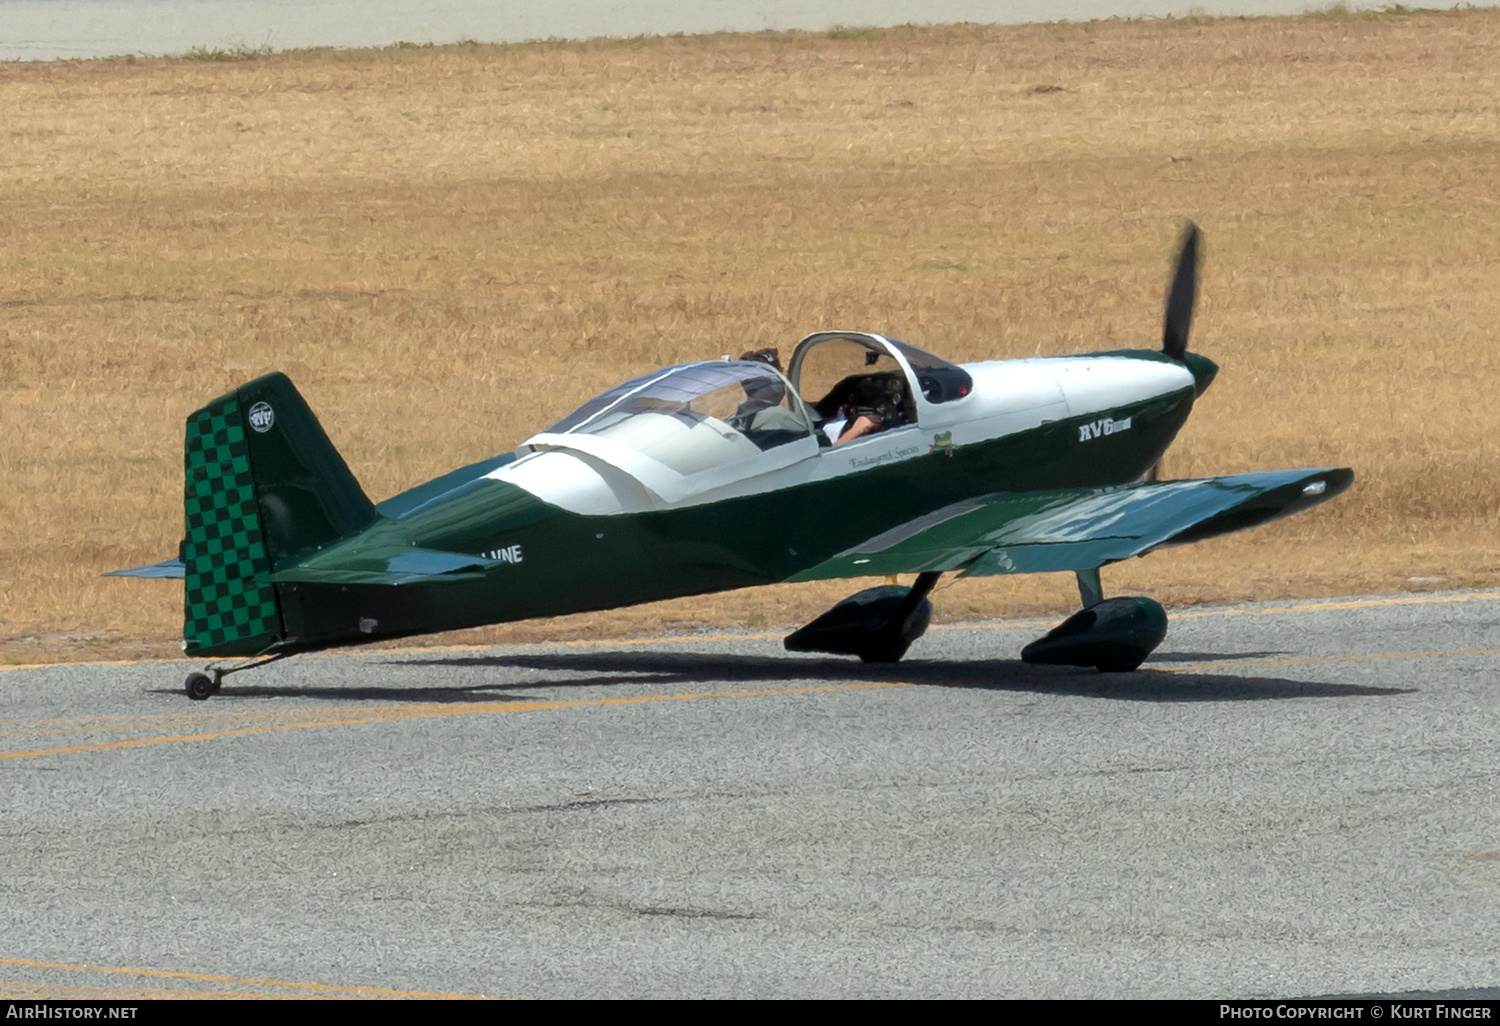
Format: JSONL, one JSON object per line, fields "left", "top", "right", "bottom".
{"left": 1021, "top": 568, "right": 1167, "bottom": 673}
{"left": 1075, "top": 567, "right": 1104, "bottom": 609}
{"left": 184, "top": 646, "right": 291, "bottom": 701}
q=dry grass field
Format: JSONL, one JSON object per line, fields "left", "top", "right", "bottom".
{"left": 2, "top": 8, "right": 1498, "bottom": 664}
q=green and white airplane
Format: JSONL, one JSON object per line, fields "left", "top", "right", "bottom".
{"left": 112, "top": 224, "right": 1352, "bottom": 699}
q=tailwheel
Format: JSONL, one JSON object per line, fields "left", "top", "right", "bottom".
{"left": 183, "top": 647, "right": 288, "bottom": 699}
{"left": 184, "top": 671, "right": 221, "bottom": 701}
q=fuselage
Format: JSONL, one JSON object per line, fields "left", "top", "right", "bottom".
{"left": 272, "top": 336, "right": 1207, "bottom": 651}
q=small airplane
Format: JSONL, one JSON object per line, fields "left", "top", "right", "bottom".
{"left": 111, "top": 222, "right": 1352, "bottom": 700}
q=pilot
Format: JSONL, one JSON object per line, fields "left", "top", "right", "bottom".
{"left": 730, "top": 348, "right": 806, "bottom": 446}
{"left": 833, "top": 375, "right": 903, "bottom": 445}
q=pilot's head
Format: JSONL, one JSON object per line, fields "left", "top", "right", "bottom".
{"left": 739, "top": 347, "right": 786, "bottom": 404}
{"left": 738, "top": 347, "right": 783, "bottom": 372}
{"left": 743, "top": 376, "right": 786, "bottom": 404}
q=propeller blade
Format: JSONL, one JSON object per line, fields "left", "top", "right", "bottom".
{"left": 1162, "top": 220, "right": 1200, "bottom": 360}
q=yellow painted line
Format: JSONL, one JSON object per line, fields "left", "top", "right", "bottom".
{"left": 380, "top": 632, "right": 786, "bottom": 655}
{"left": 0, "top": 707, "right": 368, "bottom": 727}
{"left": 1158, "top": 645, "right": 1500, "bottom": 674}
{"left": 0, "top": 657, "right": 178, "bottom": 674}
{"left": 934, "top": 590, "right": 1500, "bottom": 632}
{"left": 0, "top": 705, "right": 429, "bottom": 738}
{"left": 0, "top": 957, "right": 484, "bottom": 999}
{"left": 0, "top": 681, "right": 907, "bottom": 763}
{"left": 930, "top": 618, "right": 1054, "bottom": 632}
{"left": 1, "top": 718, "right": 368, "bottom": 740}
{"left": 0, "top": 981, "right": 309, "bottom": 999}
{"left": 0, "top": 633, "right": 788, "bottom": 673}
{"left": 1170, "top": 590, "right": 1500, "bottom": 620}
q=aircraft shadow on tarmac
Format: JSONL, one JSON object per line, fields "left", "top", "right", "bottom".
{"left": 204, "top": 649, "right": 1413, "bottom": 705}
{"left": 1143, "top": 650, "right": 1285, "bottom": 662}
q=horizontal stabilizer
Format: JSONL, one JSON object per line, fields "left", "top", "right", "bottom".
{"left": 104, "top": 558, "right": 186, "bottom": 579}
{"left": 789, "top": 467, "right": 1353, "bottom": 582}
{"left": 271, "top": 546, "right": 506, "bottom": 587}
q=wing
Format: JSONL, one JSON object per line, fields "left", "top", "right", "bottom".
{"left": 787, "top": 467, "right": 1353, "bottom": 582}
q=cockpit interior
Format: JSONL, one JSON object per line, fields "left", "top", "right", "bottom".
{"left": 787, "top": 332, "right": 972, "bottom": 445}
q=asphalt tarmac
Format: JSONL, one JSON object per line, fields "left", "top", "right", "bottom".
{"left": 2, "top": 590, "right": 1498, "bottom": 999}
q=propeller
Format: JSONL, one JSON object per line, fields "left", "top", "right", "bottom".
{"left": 1161, "top": 219, "right": 1199, "bottom": 360}
{"left": 1148, "top": 220, "right": 1216, "bottom": 482}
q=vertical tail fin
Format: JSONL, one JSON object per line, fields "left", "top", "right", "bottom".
{"left": 182, "top": 373, "right": 375, "bottom": 655}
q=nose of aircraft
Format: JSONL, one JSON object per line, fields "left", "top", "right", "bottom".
{"left": 1182, "top": 350, "right": 1218, "bottom": 397}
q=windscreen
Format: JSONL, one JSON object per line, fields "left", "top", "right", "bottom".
{"left": 887, "top": 338, "right": 973, "bottom": 404}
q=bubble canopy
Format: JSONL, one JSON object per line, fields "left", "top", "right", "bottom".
{"left": 528, "top": 360, "right": 816, "bottom": 481}
{"left": 550, "top": 362, "right": 760, "bottom": 430}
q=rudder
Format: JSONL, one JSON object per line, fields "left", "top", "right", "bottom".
{"left": 182, "top": 373, "right": 375, "bottom": 656}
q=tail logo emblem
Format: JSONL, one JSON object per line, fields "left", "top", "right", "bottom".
{"left": 248, "top": 402, "right": 275, "bottom": 433}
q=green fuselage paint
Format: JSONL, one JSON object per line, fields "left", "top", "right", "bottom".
{"left": 261, "top": 383, "right": 1196, "bottom": 656}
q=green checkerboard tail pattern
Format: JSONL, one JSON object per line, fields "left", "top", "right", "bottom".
{"left": 182, "top": 391, "right": 283, "bottom": 656}
{"left": 181, "top": 372, "right": 378, "bottom": 656}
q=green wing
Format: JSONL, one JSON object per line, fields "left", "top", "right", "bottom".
{"left": 787, "top": 467, "right": 1353, "bottom": 582}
